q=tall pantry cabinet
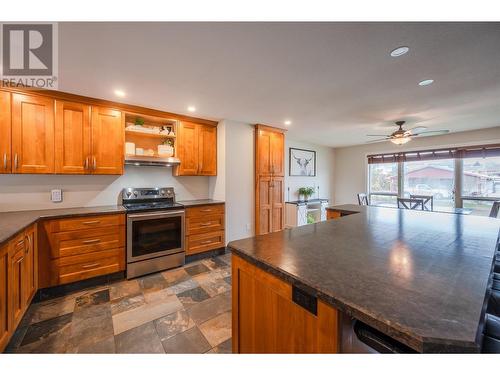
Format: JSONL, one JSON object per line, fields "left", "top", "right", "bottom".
{"left": 255, "top": 124, "right": 286, "bottom": 235}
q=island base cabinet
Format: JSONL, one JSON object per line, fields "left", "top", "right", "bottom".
{"left": 232, "top": 254, "right": 339, "bottom": 353}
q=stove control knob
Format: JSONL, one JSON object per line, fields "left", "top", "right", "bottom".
{"left": 159, "top": 189, "right": 166, "bottom": 196}
{"left": 125, "top": 191, "right": 132, "bottom": 197}
{"left": 133, "top": 191, "right": 138, "bottom": 197}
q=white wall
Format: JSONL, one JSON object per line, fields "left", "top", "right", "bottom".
{"left": 215, "top": 120, "right": 255, "bottom": 242}
{"left": 333, "top": 127, "right": 500, "bottom": 205}
{"left": 285, "top": 139, "right": 335, "bottom": 203}
{"left": 0, "top": 167, "right": 210, "bottom": 211}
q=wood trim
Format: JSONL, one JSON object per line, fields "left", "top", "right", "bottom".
{"left": 1, "top": 86, "right": 218, "bottom": 127}
{"left": 255, "top": 124, "right": 287, "bottom": 133}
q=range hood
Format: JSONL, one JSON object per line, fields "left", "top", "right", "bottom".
{"left": 124, "top": 155, "right": 181, "bottom": 167}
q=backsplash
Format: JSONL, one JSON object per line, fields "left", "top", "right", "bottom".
{"left": 0, "top": 166, "right": 210, "bottom": 212}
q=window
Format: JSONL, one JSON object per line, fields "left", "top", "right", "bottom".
{"left": 461, "top": 156, "right": 500, "bottom": 216}
{"left": 403, "top": 159, "right": 455, "bottom": 211}
{"left": 368, "top": 163, "right": 398, "bottom": 206}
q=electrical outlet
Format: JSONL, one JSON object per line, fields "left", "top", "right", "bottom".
{"left": 51, "top": 189, "right": 62, "bottom": 203}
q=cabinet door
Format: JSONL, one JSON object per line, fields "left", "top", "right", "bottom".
{"left": 198, "top": 125, "right": 217, "bottom": 175}
{"left": 256, "top": 128, "right": 272, "bottom": 176}
{"left": 0, "top": 244, "right": 9, "bottom": 352}
{"left": 0, "top": 91, "right": 11, "bottom": 174}
{"left": 8, "top": 234, "right": 25, "bottom": 330}
{"left": 271, "top": 177, "right": 285, "bottom": 232}
{"left": 55, "top": 100, "right": 91, "bottom": 174}
{"left": 23, "top": 226, "right": 37, "bottom": 304}
{"left": 91, "top": 106, "right": 124, "bottom": 175}
{"left": 270, "top": 132, "right": 285, "bottom": 176}
{"left": 11, "top": 93, "right": 55, "bottom": 174}
{"left": 175, "top": 121, "right": 199, "bottom": 176}
{"left": 256, "top": 176, "right": 273, "bottom": 235}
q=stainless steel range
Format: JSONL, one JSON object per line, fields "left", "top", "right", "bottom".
{"left": 122, "top": 187, "right": 185, "bottom": 279}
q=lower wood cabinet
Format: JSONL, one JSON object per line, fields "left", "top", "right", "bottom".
{"left": 39, "top": 214, "right": 126, "bottom": 288}
{"left": 232, "top": 254, "right": 339, "bottom": 353}
{"left": 326, "top": 209, "right": 342, "bottom": 220}
{"left": 0, "top": 224, "right": 37, "bottom": 352}
{"left": 185, "top": 204, "right": 225, "bottom": 256}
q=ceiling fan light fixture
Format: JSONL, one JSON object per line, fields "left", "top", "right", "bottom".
{"left": 390, "top": 137, "right": 411, "bottom": 145}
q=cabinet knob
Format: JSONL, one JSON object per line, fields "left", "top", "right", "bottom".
{"left": 3, "top": 153, "right": 6, "bottom": 170}
{"left": 14, "top": 153, "right": 18, "bottom": 170}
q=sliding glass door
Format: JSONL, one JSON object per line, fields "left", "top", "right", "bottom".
{"left": 461, "top": 156, "right": 500, "bottom": 216}
{"left": 403, "top": 159, "right": 455, "bottom": 211}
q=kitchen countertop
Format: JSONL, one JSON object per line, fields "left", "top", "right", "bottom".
{"left": 227, "top": 204, "right": 500, "bottom": 353}
{"left": 177, "top": 199, "right": 225, "bottom": 207}
{"left": 0, "top": 199, "right": 225, "bottom": 247}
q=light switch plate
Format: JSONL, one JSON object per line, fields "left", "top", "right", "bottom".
{"left": 51, "top": 189, "right": 62, "bottom": 203}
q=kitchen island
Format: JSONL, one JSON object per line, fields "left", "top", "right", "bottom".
{"left": 228, "top": 205, "right": 500, "bottom": 353}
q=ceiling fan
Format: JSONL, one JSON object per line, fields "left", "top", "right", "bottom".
{"left": 366, "top": 121, "right": 450, "bottom": 145}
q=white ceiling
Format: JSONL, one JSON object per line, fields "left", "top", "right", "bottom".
{"left": 58, "top": 22, "right": 500, "bottom": 147}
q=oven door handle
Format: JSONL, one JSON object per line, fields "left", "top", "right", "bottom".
{"left": 128, "top": 210, "right": 185, "bottom": 219}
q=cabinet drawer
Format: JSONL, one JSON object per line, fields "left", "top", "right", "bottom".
{"left": 50, "top": 248, "right": 125, "bottom": 285}
{"left": 186, "top": 204, "right": 224, "bottom": 218}
{"left": 47, "top": 214, "right": 125, "bottom": 233}
{"left": 186, "top": 214, "right": 224, "bottom": 235}
{"left": 48, "top": 226, "right": 125, "bottom": 259}
{"left": 186, "top": 231, "right": 225, "bottom": 255}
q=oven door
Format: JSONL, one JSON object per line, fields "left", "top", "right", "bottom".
{"left": 127, "top": 210, "right": 184, "bottom": 263}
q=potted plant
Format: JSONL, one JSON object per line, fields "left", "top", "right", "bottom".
{"left": 298, "top": 187, "right": 315, "bottom": 202}
{"left": 134, "top": 117, "right": 145, "bottom": 126}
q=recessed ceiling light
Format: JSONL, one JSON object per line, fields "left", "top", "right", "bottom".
{"left": 390, "top": 46, "right": 409, "bottom": 57}
{"left": 187, "top": 106, "right": 196, "bottom": 112}
{"left": 418, "top": 79, "right": 434, "bottom": 86}
{"left": 114, "top": 89, "right": 126, "bottom": 97}
{"left": 284, "top": 120, "right": 292, "bottom": 126}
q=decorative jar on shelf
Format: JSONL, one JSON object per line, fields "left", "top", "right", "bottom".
{"left": 158, "top": 144, "right": 174, "bottom": 157}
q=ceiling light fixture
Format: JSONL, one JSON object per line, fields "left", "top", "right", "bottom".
{"left": 418, "top": 79, "right": 434, "bottom": 86}
{"left": 390, "top": 137, "right": 411, "bottom": 145}
{"left": 284, "top": 120, "right": 292, "bottom": 126}
{"left": 187, "top": 106, "right": 196, "bottom": 112}
{"left": 114, "top": 89, "right": 126, "bottom": 97}
{"left": 390, "top": 46, "right": 409, "bottom": 57}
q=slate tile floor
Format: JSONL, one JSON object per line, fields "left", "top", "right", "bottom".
{"left": 6, "top": 253, "right": 232, "bottom": 354}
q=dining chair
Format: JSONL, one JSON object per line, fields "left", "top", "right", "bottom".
{"left": 357, "top": 193, "right": 369, "bottom": 206}
{"left": 397, "top": 197, "right": 424, "bottom": 210}
{"left": 409, "top": 194, "right": 434, "bottom": 211}
{"left": 490, "top": 201, "right": 500, "bottom": 218}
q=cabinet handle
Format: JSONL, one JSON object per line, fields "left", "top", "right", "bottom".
{"left": 84, "top": 157, "right": 89, "bottom": 170}
{"left": 3, "top": 153, "right": 6, "bottom": 170}
{"left": 200, "top": 240, "right": 213, "bottom": 245}
{"left": 81, "top": 262, "right": 100, "bottom": 269}
{"left": 93, "top": 156, "right": 97, "bottom": 170}
{"left": 200, "top": 209, "right": 212, "bottom": 212}
{"left": 14, "top": 153, "right": 18, "bottom": 170}
{"left": 82, "top": 239, "right": 101, "bottom": 244}
{"left": 200, "top": 222, "right": 212, "bottom": 226}
{"left": 25, "top": 235, "right": 31, "bottom": 254}
{"left": 82, "top": 220, "right": 100, "bottom": 225}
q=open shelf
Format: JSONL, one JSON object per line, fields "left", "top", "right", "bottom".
{"left": 125, "top": 129, "right": 176, "bottom": 138}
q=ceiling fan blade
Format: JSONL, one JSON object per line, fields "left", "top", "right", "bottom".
{"left": 414, "top": 130, "right": 450, "bottom": 137}
{"left": 366, "top": 138, "right": 389, "bottom": 143}
{"left": 366, "top": 134, "right": 390, "bottom": 137}
{"left": 407, "top": 126, "right": 427, "bottom": 134}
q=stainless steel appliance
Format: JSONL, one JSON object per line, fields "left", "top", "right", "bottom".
{"left": 122, "top": 187, "right": 185, "bottom": 279}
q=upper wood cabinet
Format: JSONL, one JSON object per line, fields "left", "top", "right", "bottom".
{"left": 255, "top": 125, "right": 286, "bottom": 235}
{"left": 0, "top": 91, "right": 11, "bottom": 174}
{"left": 11, "top": 93, "right": 55, "bottom": 174}
{"left": 175, "top": 121, "right": 217, "bottom": 176}
{"left": 90, "top": 106, "right": 124, "bottom": 175}
{"left": 198, "top": 125, "right": 217, "bottom": 175}
{"left": 55, "top": 100, "right": 91, "bottom": 174}
{"left": 256, "top": 126, "right": 285, "bottom": 176}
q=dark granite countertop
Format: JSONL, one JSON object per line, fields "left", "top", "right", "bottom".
{"left": 228, "top": 205, "right": 500, "bottom": 353}
{"left": 0, "top": 205, "right": 125, "bottom": 246}
{"left": 177, "top": 199, "right": 225, "bottom": 207}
